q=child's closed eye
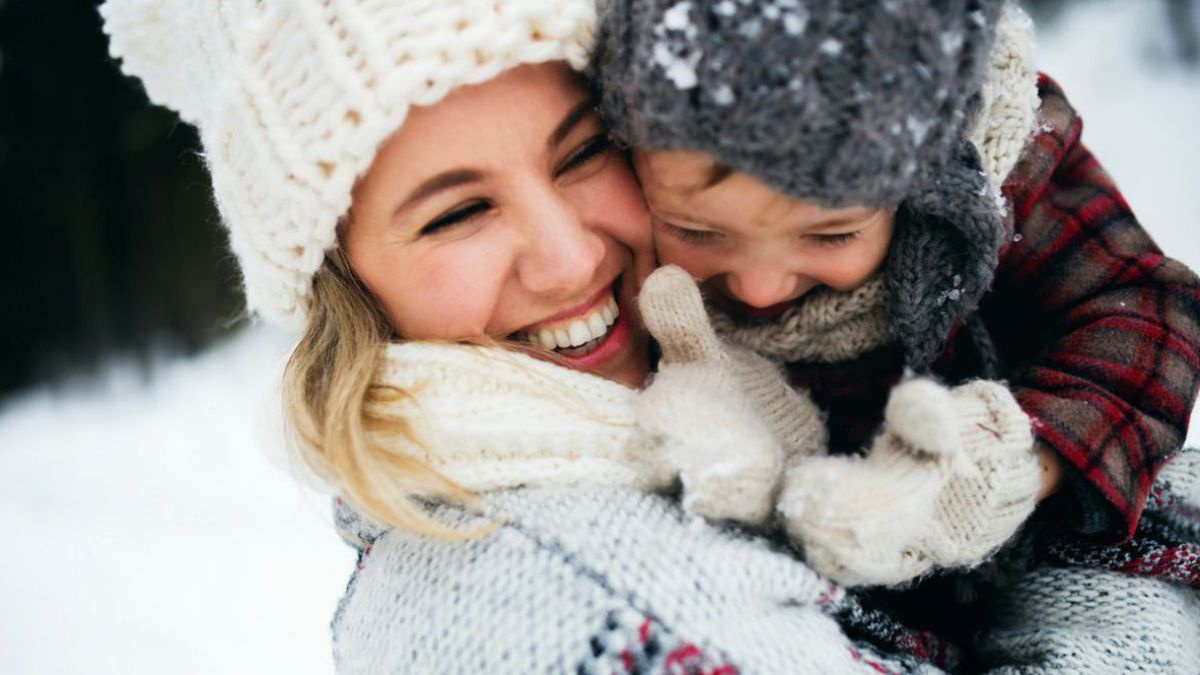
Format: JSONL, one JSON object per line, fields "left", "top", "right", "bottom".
{"left": 812, "top": 231, "right": 862, "bottom": 248}
{"left": 659, "top": 221, "right": 722, "bottom": 245}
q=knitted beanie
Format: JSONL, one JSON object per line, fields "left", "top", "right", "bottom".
{"left": 594, "top": 0, "right": 1011, "bottom": 371}
{"left": 100, "top": 0, "right": 597, "bottom": 328}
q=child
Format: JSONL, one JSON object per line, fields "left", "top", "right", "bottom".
{"left": 595, "top": 0, "right": 1200, "bottom": 590}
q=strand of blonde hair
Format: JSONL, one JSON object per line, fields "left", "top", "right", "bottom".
{"left": 282, "top": 247, "right": 482, "bottom": 538}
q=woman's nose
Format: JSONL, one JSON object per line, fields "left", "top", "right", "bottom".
{"left": 516, "top": 190, "right": 606, "bottom": 295}
{"left": 726, "top": 266, "right": 800, "bottom": 308}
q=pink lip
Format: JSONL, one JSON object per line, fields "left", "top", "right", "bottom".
{"left": 521, "top": 282, "right": 614, "bottom": 332}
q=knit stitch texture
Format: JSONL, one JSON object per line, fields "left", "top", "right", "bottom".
{"left": 333, "top": 486, "right": 942, "bottom": 674}
{"left": 330, "top": 342, "right": 1200, "bottom": 673}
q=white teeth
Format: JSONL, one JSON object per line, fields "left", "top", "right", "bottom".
{"left": 586, "top": 313, "right": 607, "bottom": 337}
{"left": 567, "top": 321, "right": 591, "bottom": 347}
{"left": 523, "top": 292, "right": 621, "bottom": 351}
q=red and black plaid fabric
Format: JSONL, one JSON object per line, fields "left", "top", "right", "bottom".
{"left": 785, "top": 75, "right": 1200, "bottom": 543}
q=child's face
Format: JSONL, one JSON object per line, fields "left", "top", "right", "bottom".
{"left": 635, "top": 150, "right": 895, "bottom": 317}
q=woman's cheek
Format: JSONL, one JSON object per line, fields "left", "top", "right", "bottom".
{"left": 577, "top": 163, "right": 654, "bottom": 264}
{"left": 390, "top": 243, "right": 511, "bottom": 340}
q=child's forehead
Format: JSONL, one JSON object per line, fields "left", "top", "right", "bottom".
{"left": 634, "top": 149, "right": 727, "bottom": 193}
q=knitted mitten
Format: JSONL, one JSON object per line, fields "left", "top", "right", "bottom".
{"left": 636, "top": 266, "right": 826, "bottom": 525}
{"left": 779, "top": 378, "right": 1040, "bottom": 587}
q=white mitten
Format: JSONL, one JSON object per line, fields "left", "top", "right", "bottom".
{"left": 780, "top": 378, "right": 1040, "bottom": 586}
{"left": 636, "top": 266, "right": 825, "bottom": 525}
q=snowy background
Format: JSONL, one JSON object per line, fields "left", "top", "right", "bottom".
{"left": 2, "top": 1, "right": 1198, "bottom": 673}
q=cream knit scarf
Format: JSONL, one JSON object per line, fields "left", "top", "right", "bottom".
{"left": 708, "top": 4, "right": 1037, "bottom": 364}
{"left": 367, "top": 341, "right": 675, "bottom": 495}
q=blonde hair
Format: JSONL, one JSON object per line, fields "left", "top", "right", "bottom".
{"left": 282, "top": 247, "right": 479, "bottom": 537}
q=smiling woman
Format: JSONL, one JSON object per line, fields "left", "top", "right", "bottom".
{"left": 342, "top": 63, "right": 651, "bottom": 386}
{"left": 287, "top": 61, "right": 655, "bottom": 533}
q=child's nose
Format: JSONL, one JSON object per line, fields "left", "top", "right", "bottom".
{"left": 726, "top": 267, "right": 799, "bottom": 308}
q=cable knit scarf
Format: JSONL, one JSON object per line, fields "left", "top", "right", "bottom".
{"left": 367, "top": 341, "right": 675, "bottom": 495}
{"left": 707, "top": 275, "right": 891, "bottom": 363}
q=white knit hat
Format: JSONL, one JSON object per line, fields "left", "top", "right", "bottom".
{"left": 100, "top": 0, "right": 597, "bottom": 328}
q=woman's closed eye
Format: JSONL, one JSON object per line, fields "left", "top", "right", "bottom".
{"left": 556, "top": 133, "right": 614, "bottom": 180}
{"left": 417, "top": 134, "right": 614, "bottom": 238}
{"left": 419, "top": 199, "right": 492, "bottom": 236}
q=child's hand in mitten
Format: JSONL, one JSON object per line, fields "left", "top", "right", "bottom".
{"left": 778, "top": 378, "right": 1040, "bottom": 587}
{"left": 636, "top": 266, "right": 826, "bottom": 525}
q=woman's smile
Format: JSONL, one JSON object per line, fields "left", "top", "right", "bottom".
{"left": 514, "top": 272, "right": 642, "bottom": 374}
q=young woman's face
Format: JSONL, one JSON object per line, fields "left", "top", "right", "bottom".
{"left": 636, "top": 150, "right": 895, "bottom": 318}
{"left": 344, "top": 63, "right": 654, "bottom": 387}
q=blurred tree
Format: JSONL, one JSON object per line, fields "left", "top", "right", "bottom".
{"left": 0, "top": 0, "right": 243, "bottom": 400}
{"left": 1168, "top": 0, "right": 1199, "bottom": 63}
{"left": 1022, "top": 0, "right": 1198, "bottom": 64}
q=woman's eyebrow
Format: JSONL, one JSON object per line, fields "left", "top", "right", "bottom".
{"left": 396, "top": 169, "right": 484, "bottom": 214}
{"left": 548, "top": 99, "right": 596, "bottom": 150}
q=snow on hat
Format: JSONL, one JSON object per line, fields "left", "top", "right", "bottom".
{"left": 594, "top": 0, "right": 1004, "bottom": 208}
{"left": 101, "top": 0, "right": 597, "bottom": 328}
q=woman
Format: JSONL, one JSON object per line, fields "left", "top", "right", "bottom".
{"left": 99, "top": 1, "right": 1200, "bottom": 672}
{"left": 99, "top": 1, "right": 914, "bottom": 673}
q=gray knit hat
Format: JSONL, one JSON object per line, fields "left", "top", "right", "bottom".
{"left": 595, "top": 0, "right": 1010, "bottom": 372}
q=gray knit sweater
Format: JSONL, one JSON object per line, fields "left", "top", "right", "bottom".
{"left": 327, "top": 343, "right": 920, "bottom": 674}
{"left": 332, "top": 487, "right": 938, "bottom": 674}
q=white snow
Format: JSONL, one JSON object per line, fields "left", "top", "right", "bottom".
{"left": 1, "top": 1, "right": 1198, "bottom": 673}
{"left": 0, "top": 328, "right": 354, "bottom": 674}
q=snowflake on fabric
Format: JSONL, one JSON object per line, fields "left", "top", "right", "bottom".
{"left": 652, "top": 1, "right": 703, "bottom": 89}
{"left": 650, "top": 0, "right": 812, "bottom": 102}
{"left": 577, "top": 608, "right": 739, "bottom": 675}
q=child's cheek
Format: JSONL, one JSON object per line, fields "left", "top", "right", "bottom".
{"left": 822, "top": 229, "right": 893, "bottom": 291}
{"left": 654, "top": 237, "right": 715, "bottom": 279}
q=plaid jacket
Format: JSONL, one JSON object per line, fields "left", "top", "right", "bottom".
{"left": 786, "top": 75, "right": 1200, "bottom": 543}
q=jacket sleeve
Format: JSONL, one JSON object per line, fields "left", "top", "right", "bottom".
{"left": 983, "top": 74, "right": 1200, "bottom": 542}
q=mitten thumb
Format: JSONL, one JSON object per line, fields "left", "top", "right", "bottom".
{"left": 884, "top": 378, "right": 962, "bottom": 458}
{"left": 638, "top": 266, "right": 727, "bottom": 364}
